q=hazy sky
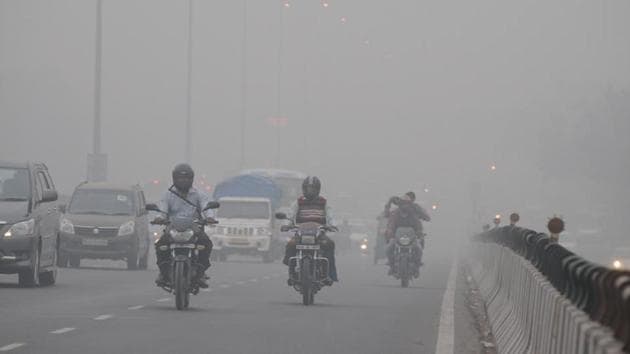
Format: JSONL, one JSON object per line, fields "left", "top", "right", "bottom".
{"left": 1, "top": 0, "right": 629, "bottom": 231}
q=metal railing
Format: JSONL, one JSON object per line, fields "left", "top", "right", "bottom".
{"left": 470, "top": 226, "right": 630, "bottom": 353}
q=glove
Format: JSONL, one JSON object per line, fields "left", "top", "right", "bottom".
{"left": 205, "top": 217, "right": 219, "bottom": 225}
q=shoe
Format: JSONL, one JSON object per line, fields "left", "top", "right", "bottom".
{"left": 155, "top": 273, "right": 170, "bottom": 286}
{"left": 287, "top": 278, "right": 295, "bottom": 286}
{"left": 197, "top": 277, "right": 209, "bottom": 288}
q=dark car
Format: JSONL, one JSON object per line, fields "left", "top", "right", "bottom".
{"left": 58, "top": 182, "right": 150, "bottom": 270}
{"left": 0, "top": 161, "right": 60, "bottom": 287}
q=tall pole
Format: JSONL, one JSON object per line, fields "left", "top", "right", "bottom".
{"left": 239, "top": 0, "right": 248, "bottom": 170}
{"left": 275, "top": 4, "right": 285, "bottom": 167}
{"left": 185, "top": 0, "right": 194, "bottom": 163}
{"left": 93, "top": 0, "right": 103, "bottom": 156}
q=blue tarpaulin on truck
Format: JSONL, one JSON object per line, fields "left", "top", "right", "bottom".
{"left": 212, "top": 174, "right": 282, "bottom": 210}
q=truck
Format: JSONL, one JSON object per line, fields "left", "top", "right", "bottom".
{"left": 210, "top": 174, "right": 283, "bottom": 263}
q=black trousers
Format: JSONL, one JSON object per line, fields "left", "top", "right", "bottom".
{"left": 155, "top": 232, "right": 212, "bottom": 274}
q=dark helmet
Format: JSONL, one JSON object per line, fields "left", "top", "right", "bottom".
{"left": 172, "top": 163, "right": 194, "bottom": 192}
{"left": 302, "top": 176, "right": 321, "bottom": 200}
{"left": 405, "top": 191, "right": 416, "bottom": 202}
{"left": 509, "top": 212, "right": 520, "bottom": 224}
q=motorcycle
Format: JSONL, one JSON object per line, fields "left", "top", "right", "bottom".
{"left": 275, "top": 212, "right": 337, "bottom": 306}
{"left": 146, "top": 201, "right": 219, "bottom": 310}
{"left": 360, "top": 237, "right": 369, "bottom": 254}
{"left": 391, "top": 227, "right": 422, "bottom": 288}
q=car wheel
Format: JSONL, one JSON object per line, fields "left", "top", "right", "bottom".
{"left": 69, "top": 255, "right": 81, "bottom": 268}
{"left": 127, "top": 248, "right": 138, "bottom": 270}
{"left": 40, "top": 250, "right": 58, "bottom": 286}
{"left": 19, "top": 246, "right": 40, "bottom": 287}
{"left": 138, "top": 250, "right": 148, "bottom": 270}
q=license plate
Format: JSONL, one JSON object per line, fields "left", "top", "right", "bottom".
{"left": 296, "top": 244, "right": 320, "bottom": 250}
{"left": 82, "top": 238, "right": 108, "bottom": 246}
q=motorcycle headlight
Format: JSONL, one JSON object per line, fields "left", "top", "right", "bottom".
{"left": 60, "top": 218, "right": 75, "bottom": 234}
{"left": 4, "top": 218, "right": 35, "bottom": 237}
{"left": 613, "top": 260, "right": 623, "bottom": 269}
{"left": 360, "top": 244, "right": 368, "bottom": 250}
{"left": 170, "top": 229, "right": 194, "bottom": 242}
{"left": 398, "top": 236, "right": 411, "bottom": 246}
{"left": 118, "top": 221, "right": 135, "bottom": 236}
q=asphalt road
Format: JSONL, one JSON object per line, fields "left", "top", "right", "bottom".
{"left": 0, "top": 234, "right": 480, "bottom": 354}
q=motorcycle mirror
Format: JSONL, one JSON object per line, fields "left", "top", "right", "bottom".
{"left": 204, "top": 201, "right": 220, "bottom": 210}
{"left": 275, "top": 212, "right": 287, "bottom": 220}
{"left": 145, "top": 203, "right": 162, "bottom": 212}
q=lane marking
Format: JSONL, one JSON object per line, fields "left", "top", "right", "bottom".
{"left": 93, "top": 314, "right": 114, "bottom": 321}
{"left": 128, "top": 305, "right": 144, "bottom": 310}
{"left": 156, "top": 298, "right": 171, "bottom": 302}
{"left": 235, "top": 281, "right": 245, "bottom": 285}
{"left": 434, "top": 256, "right": 458, "bottom": 354}
{"left": 0, "top": 343, "right": 26, "bottom": 352}
{"left": 50, "top": 327, "right": 76, "bottom": 334}
{"left": 219, "top": 284, "right": 231, "bottom": 289}
{"left": 248, "top": 278, "right": 258, "bottom": 283}
{"left": 262, "top": 276, "right": 271, "bottom": 280}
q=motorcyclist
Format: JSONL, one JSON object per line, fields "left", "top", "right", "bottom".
{"left": 385, "top": 192, "right": 430, "bottom": 274}
{"left": 153, "top": 163, "right": 215, "bottom": 289}
{"left": 283, "top": 176, "right": 338, "bottom": 285}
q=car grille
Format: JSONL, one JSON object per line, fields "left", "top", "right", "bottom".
{"left": 74, "top": 226, "right": 119, "bottom": 237}
{"left": 226, "top": 227, "right": 254, "bottom": 236}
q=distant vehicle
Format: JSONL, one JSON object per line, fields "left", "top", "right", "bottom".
{"left": 58, "top": 182, "right": 151, "bottom": 270}
{"left": 211, "top": 174, "right": 283, "bottom": 262}
{"left": 240, "top": 169, "right": 306, "bottom": 209}
{"left": 0, "top": 161, "right": 60, "bottom": 287}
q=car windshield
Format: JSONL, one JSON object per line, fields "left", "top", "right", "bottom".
{"left": 217, "top": 201, "right": 269, "bottom": 219}
{"left": 0, "top": 167, "right": 30, "bottom": 201}
{"left": 69, "top": 189, "right": 135, "bottom": 215}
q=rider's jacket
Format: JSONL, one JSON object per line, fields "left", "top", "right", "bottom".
{"left": 385, "top": 203, "right": 425, "bottom": 240}
{"left": 158, "top": 186, "right": 214, "bottom": 220}
{"left": 295, "top": 196, "right": 327, "bottom": 224}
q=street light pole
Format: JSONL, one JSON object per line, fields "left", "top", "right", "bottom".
{"left": 239, "top": 0, "right": 248, "bottom": 170}
{"left": 185, "top": 0, "right": 194, "bottom": 163}
{"left": 87, "top": 0, "right": 107, "bottom": 182}
{"left": 275, "top": 3, "right": 285, "bottom": 167}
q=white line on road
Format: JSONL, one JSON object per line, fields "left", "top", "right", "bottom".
{"left": 128, "top": 305, "right": 145, "bottom": 310}
{"left": 0, "top": 343, "right": 26, "bottom": 352}
{"left": 248, "top": 278, "right": 258, "bottom": 283}
{"left": 93, "top": 314, "right": 114, "bottom": 321}
{"left": 156, "top": 298, "right": 171, "bottom": 302}
{"left": 219, "top": 284, "right": 231, "bottom": 288}
{"left": 50, "top": 327, "right": 76, "bottom": 334}
{"left": 434, "top": 256, "right": 458, "bottom": 354}
{"left": 235, "top": 281, "right": 246, "bottom": 285}
{"left": 262, "top": 276, "right": 271, "bottom": 280}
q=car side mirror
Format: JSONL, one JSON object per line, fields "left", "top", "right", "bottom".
{"left": 275, "top": 212, "right": 287, "bottom": 220}
{"left": 145, "top": 203, "right": 162, "bottom": 212}
{"left": 204, "top": 201, "right": 220, "bottom": 211}
{"left": 58, "top": 204, "right": 66, "bottom": 214}
{"left": 41, "top": 190, "right": 58, "bottom": 203}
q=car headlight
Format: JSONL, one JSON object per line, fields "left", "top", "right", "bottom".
{"left": 60, "top": 218, "right": 75, "bottom": 234}
{"left": 256, "top": 227, "right": 271, "bottom": 236}
{"left": 170, "top": 229, "right": 194, "bottom": 242}
{"left": 118, "top": 221, "right": 135, "bottom": 236}
{"left": 4, "top": 219, "right": 35, "bottom": 237}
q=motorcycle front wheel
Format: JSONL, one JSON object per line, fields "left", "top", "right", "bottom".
{"left": 301, "top": 257, "right": 313, "bottom": 306}
{"left": 399, "top": 254, "right": 409, "bottom": 288}
{"left": 174, "top": 262, "right": 187, "bottom": 310}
